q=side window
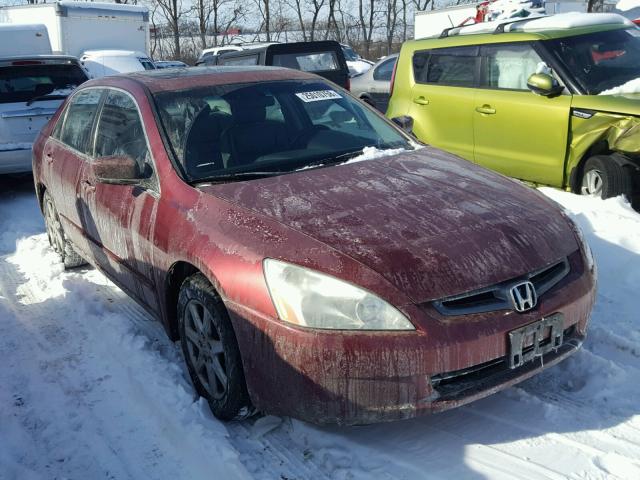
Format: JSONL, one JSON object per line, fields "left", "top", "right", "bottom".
{"left": 413, "top": 46, "right": 479, "bottom": 87}
{"left": 94, "top": 90, "right": 151, "bottom": 175}
{"left": 222, "top": 55, "right": 259, "bottom": 66}
{"left": 373, "top": 57, "right": 396, "bottom": 81}
{"left": 59, "top": 89, "right": 103, "bottom": 154}
{"left": 481, "top": 43, "right": 545, "bottom": 90}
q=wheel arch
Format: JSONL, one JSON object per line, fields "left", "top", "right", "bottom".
{"left": 164, "top": 261, "right": 201, "bottom": 340}
{"left": 569, "top": 140, "right": 611, "bottom": 193}
{"left": 35, "top": 182, "right": 47, "bottom": 213}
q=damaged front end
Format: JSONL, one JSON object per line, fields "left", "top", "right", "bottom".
{"left": 568, "top": 97, "right": 640, "bottom": 190}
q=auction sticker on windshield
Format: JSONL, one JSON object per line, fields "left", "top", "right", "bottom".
{"left": 295, "top": 90, "right": 342, "bottom": 102}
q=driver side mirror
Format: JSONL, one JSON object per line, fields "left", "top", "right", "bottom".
{"left": 94, "top": 155, "right": 143, "bottom": 185}
{"left": 527, "top": 73, "right": 564, "bottom": 97}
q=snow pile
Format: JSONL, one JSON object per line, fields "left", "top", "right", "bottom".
{"left": 344, "top": 146, "right": 410, "bottom": 164}
{"left": 599, "top": 77, "right": 640, "bottom": 95}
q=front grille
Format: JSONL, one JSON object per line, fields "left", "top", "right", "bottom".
{"left": 433, "top": 257, "right": 570, "bottom": 316}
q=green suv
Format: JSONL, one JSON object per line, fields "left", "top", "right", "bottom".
{"left": 387, "top": 13, "right": 640, "bottom": 200}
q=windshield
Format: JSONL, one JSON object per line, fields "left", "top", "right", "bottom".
{"left": 544, "top": 28, "right": 640, "bottom": 94}
{"left": 0, "top": 63, "right": 87, "bottom": 104}
{"left": 153, "top": 80, "right": 412, "bottom": 182}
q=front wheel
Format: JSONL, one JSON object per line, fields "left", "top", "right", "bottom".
{"left": 580, "top": 155, "right": 633, "bottom": 199}
{"left": 42, "top": 190, "right": 86, "bottom": 269}
{"left": 178, "top": 273, "right": 250, "bottom": 420}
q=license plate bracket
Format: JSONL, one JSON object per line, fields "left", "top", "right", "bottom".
{"left": 508, "top": 313, "right": 564, "bottom": 369}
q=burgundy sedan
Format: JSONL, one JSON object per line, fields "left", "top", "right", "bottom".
{"left": 32, "top": 67, "right": 596, "bottom": 425}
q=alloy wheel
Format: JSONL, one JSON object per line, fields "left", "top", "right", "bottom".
{"left": 184, "top": 299, "right": 228, "bottom": 400}
{"left": 581, "top": 169, "right": 603, "bottom": 197}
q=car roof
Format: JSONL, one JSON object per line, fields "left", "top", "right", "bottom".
{"left": 83, "top": 66, "right": 319, "bottom": 93}
{"left": 411, "top": 12, "right": 634, "bottom": 47}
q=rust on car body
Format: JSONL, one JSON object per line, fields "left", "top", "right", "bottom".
{"left": 32, "top": 67, "right": 596, "bottom": 425}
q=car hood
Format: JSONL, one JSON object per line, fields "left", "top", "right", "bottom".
{"left": 203, "top": 147, "right": 578, "bottom": 304}
{"left": 573, "top": 93, "right": 640, "bottom": 116}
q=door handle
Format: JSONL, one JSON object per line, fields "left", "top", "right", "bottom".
{"left": 475, "top": 105, "right": 496, "bottom": 115}
{"left": 413, "top": 96, "right": 430, "bottom": 106}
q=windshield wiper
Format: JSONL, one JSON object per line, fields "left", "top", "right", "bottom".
{"left": 26, "top": 93, "right": 68, "bottom": 106}
{"left": 191, "top": 170, "right": 290, "bottom": 185}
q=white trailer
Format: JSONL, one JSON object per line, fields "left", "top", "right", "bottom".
{"left": 0, "top": 1, "right": 150, "bottom": 57}
{"left": 415, "top": 4, "right": 479, "bottom": 39}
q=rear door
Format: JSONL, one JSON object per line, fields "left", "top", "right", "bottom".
{"left": 473, "top": 42, "right": 571, "bottom": 186}
{"left": 408, "top": 46, "right": 478, "bottom": 161}
{"left": 46, "top": 88, "right": 104, "bottom": 251}
{"left": 80, "top": 88, "right": 160, "bottom": 313}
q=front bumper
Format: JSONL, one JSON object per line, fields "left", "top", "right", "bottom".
{"left": 227, "top": 252, "right": 596, "bottom": 425}
{"left": 0, "top": 145, "right": 32, "bottom": 174}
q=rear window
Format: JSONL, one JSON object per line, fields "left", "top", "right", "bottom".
{"left": 272, "top": 52, "right": 340, "bottom": 72}
{"left": 413, "top": 46, "right": 478, "bottom": 87}
{"left": 0, "top": 63, "right": 87, "bottom": 104}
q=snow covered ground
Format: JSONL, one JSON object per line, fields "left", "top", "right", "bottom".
{"left": 1, "top": 175, "right": 640, "bottom": 480}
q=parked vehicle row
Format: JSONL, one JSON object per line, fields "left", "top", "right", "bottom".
{"left": 33, "top": 66, "right": 596, "bottom": 425}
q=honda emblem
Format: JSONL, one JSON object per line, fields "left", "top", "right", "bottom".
{"left": 509, "top": 281, "right": 537, "bottom": 312}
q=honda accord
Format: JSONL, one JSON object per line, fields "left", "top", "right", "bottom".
{"left": 32, "top": 67, "right": 596, "bottom": 425}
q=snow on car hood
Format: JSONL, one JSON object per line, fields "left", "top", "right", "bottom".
{"left": 206, "top": 147, "right": 578, "bottom": 304}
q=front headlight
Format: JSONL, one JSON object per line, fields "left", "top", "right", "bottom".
{"left": 263, "top": 259, "right": 415, "bottom": 330}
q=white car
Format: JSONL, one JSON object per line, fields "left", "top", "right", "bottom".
{"left": 80, "top": 50, "right": 155, "bottom": 78}
{"left": 0, "top": 55, "right": 88, "bottom": 174}
{"left": 341, "top": 44, "right": 373, "bottom": 76}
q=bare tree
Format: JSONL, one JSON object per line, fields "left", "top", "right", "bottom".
{"left": 155, "top": 0, "right": 190, "bottom": 58}
{"left": 308, "top": 0, "right": 325, "bottom": 41}
{"left": 194, "top": 0, "right": 243, "bottom": 48}
{"left": 285, "top": 0, "right": 308, "bottom": 41}
{"left": 358, "top": 0, "right": 376, "bottom": 58}
{"left": 254, "top": 0, "right": 271, "bottom": 41}
{"left": 385, "top": 0, "right": 400, "bottom": 54}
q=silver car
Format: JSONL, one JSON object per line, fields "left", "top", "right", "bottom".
{"left": 350, "top": 54, "right": 398, "bottom": 113}
{"left": 0, "top": 55, "right": 87, "bottom": 174}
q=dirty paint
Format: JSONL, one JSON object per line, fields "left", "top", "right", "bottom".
{"left": 31, "top": 69, "right": 597, "bottom": 425}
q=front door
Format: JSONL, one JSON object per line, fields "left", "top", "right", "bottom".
{"left": 473, "top": 43, "right": 572, "bottom": 187}
{"left": 80, "top": 88, "right": 160, "bottom": 314}
{"left": 407, "top": 46, "right": 479, "bottom": 161}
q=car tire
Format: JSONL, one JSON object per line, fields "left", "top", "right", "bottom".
{"left": 42, "top": 190, "right": 86, "bottom": 269}
{"left": 178, "top": 273, "right": 250, "bottom": 420}
{"left": 581, "top": 155, "right": 633, "bottom": 199}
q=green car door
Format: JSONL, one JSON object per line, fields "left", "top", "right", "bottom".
{"left": 407, "top": 46, "right": 479, "bottom": 161}
{"left": 473, "top": 42, "right": 572, "bottom": 187}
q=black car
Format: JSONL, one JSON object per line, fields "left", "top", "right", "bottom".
{"left": 217, "top": 41, "right": 350, "bottom": 90}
